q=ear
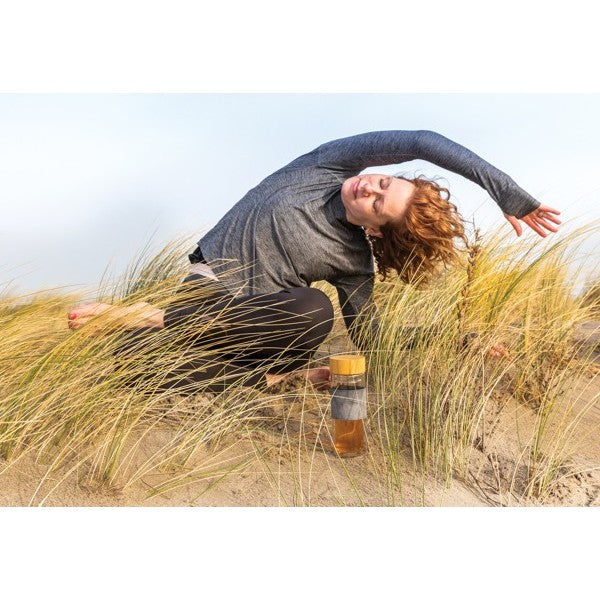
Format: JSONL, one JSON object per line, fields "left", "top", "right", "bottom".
{"left": 364, "top": 227, "right": 384, "bottom": 238}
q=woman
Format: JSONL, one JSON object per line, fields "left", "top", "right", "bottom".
{"left": 67, "top": 130, "right": 561, "bottom": 392}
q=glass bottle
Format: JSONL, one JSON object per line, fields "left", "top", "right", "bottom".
{"left": 329, "top": 354, "right": 367, "bottom": 457}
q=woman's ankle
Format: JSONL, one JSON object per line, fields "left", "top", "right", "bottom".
{"left": 124, "top": 303, "right": 165, "bottom": 329}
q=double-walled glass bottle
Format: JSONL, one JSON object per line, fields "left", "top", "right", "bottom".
{"left": 328, "top": 354, "right": 367, "bottom": 457}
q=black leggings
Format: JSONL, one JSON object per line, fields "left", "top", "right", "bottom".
{"left": 114, "top": 252, "right": 335, "bottom": 394}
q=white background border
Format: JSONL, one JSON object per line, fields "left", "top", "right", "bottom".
{"left": 1, "top": 1, "right": 598, "bottom": 597}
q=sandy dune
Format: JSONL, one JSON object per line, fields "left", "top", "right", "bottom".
{"left": 1, "top": 322, "right": 598, "bottom": 507}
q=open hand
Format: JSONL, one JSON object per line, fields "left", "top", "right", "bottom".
{"left": 463, "top": 333, "right": 513, "bottom": 363}
{"left": 487, "top": 342, "right": 513, "bottom": 362}
{"left": 503, "top": 204, "right": 562, "bottom": 238}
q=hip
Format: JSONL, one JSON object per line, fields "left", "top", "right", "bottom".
{"left": 188, "top": 245, "right": 219, "bottom": 281}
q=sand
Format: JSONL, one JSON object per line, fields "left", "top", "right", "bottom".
{"left": 1, "top": 322, "right": 599, "bottom": 507}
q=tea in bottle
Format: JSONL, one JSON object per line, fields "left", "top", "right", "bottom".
{"left": 329, "top": 354, "right": 367, "bottom": 457}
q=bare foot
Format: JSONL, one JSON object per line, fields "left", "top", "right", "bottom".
{"left": 67, "top": 302, "right": 165, "bottom": 332}
{"left": 67, "top": 302, "right": 114, "bottom": 330}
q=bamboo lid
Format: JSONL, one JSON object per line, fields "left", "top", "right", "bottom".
{"left": 329, "top": 354, "right": 366, "bottom": 375}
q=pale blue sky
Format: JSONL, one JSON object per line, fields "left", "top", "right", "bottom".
{"left": 1, "top": 94, "right": 599, "bottom": 296}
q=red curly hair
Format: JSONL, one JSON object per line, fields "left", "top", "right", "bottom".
{"left": 366, "top": 174, "right": 469, "bottom": 286}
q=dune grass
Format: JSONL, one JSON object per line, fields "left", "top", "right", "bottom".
{"left": 359, "top": 220, "right": 600, "bottom": 502}
{"left": 1, "top": 223, "right": 599, "bottom": 505}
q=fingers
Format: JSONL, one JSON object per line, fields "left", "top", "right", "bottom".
{"left": 487, "top": 344, "right": 514, "bottom": 362}
{"left": 503, "top": 213, "right": 523, "bottom": 237}
{"left": 532, "top": 211, "right": 560, "bottom": 232}
{"left": 522, "top": 215, "right": 549, "bottom": 238}
{"left": 537, "top": 210, "right": 562, "bottom": 225}
{"left": 532, "top": 206, "right": 561, "bottom": 233}
{"left": 468, "top": 340, "right": 513, "bottom": 362}
{"left": 537, "top": 204, "right": 561, "bottom": 216}
{"left": 526, "top": 216, "right": 548, "bottom": 237}
{"left": 514, "top": 205, "right": 562, "bottom": 238}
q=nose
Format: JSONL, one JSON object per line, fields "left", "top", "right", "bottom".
{"left": 359, "top": 180, "right": 374, "bottom": 197}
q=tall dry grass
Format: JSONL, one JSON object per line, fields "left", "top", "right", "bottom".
{"left": 1, "top": 222, "right": 599, "bottom": 505}
{"left": 0, "top": 235, "right": 312, "bottom": 503}
{"left": 356, "top": 220, "right": 600, "bottom": 502}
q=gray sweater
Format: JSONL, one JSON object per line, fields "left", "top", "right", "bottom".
{"left": 198, "top": 130, "right": 541, "bottom": 351}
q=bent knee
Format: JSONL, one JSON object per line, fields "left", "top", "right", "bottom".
{"left": 284, "top": 287, "right": 334, "bottom": 331}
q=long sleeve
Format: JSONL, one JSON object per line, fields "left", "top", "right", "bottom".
{"left": 316, "top": 129, "right": 541, "bottom": 219}
{"left": 330, "top": 273, "right": 379, "bottom": 353}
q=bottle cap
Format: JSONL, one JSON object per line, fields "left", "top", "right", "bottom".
{"left": 329, "top": 354, "right": 366, "bottom": 375}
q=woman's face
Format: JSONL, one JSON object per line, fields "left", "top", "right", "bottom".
{"left": 340, "top": 174, "right": 416, "bottom": 238}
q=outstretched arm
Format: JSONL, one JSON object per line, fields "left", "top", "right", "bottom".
{"left": 316, "top": 129, "right": 544, "bottom": 220}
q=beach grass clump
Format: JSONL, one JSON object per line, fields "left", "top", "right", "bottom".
{"left": 359, "top": 220, "right": 600, "bottom": 501}
{"left": 580, "top": 276, "right": 600, "bottom": 320}
{"left": 0, "top": 236, "right": 308, "bottom": 502}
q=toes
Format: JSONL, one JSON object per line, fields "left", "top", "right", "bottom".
{"left": 68, "top": 303, "right": 103, "bottom": 321}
